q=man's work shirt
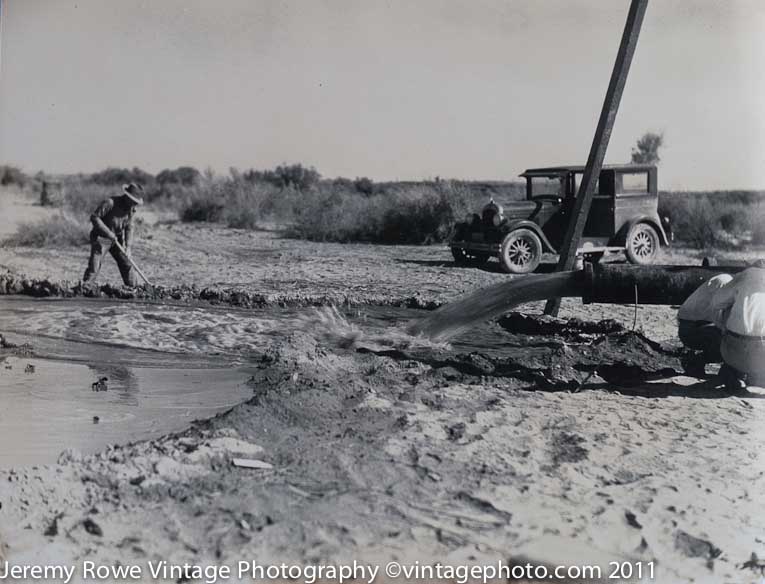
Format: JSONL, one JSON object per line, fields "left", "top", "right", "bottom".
{"left": 711, "top": 267, "right": 765, "bottom": 337}
{"left": 677, "top": 274, "right": 732, "bottom": 324}
{"left": 90, "top": 197, "right": 135, "bottom": 247}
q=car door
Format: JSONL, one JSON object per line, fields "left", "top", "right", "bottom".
{"left": 613, "top": 169, "right": 655, "bottom": 234}
{"left": 578, "top": 171, "right": 614, "bottom": 240}
{"left": 533, "top": 175, "right": 569, "bottom": 248}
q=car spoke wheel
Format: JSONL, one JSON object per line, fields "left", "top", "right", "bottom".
{"left": 625, "top": 223, "right": 659, "bottom": 265}
{"left": 500, "top": 229, "right": 542, "bottom": 274}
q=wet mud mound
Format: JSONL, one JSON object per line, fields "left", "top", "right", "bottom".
{"left": 497, "top": 313, "right": 626, "bottom": 337}
{"left": 0, "top": 272, "right": 442, "bottom": 309}
{"left": 368, "top": 313, "right": 685, "bottom": 390}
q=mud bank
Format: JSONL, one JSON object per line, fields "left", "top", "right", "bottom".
{"left": 2, "top": 315, "right": 764, "bottom": 583}
{"left": 0, "top": 272, "right": 443, "bottom": 310}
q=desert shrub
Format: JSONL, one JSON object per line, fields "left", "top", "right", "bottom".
{"left": 2, "top": 213, "right": 89, "bottom": 247}
{"left": 140, "top": 182, "right": 187, "bottom": 205}
{"left": 63, "top": 182, "right": 115, "bottom": 217}
{"left": 156, "top": 166, "right": 201, "bottom": 186}
{"left": 353, "top": 177, "right": 380, "bottom": 196}
{"left": 659, "top": 190, "right": 765, "bottom": 248}
{"left": 89, "top": 167, "right": 153, "bottom": 186}
{"left": 179, "top": 194, "right": 224, "bottom": 223}
{"left": 175, "top": 173, "right": 297, "bottom": 228}
{"left": 660, "top": 195, "right": 722, "bottom": 249}
{"left": 244, "top": 163, "right": 321, "bottom": 191}
{"left": 379, "top": 189, "right": 456, "bottom": 243}
{"left": 752, "top": 203, "right": 765, "bottom": 245}
{"left": 718, "top": 202, "right": 752, "bottom": 233}
{"left": 0, "top": 165, "right": 28, "bottom": 188}
{"left": 222, "top": 181, "right": 268, "bottom": 229}
{"left": 289, "top": 189, "right": 382, "bottom": 242}
{"left": 289, "top": 182, "right": 475, "bottom": 244}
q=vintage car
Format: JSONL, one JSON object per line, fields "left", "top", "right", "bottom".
{"left": 450, "top": 164, "right": 671, "bottom": 273}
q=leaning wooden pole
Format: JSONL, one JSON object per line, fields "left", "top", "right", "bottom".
{"left": 545, "top": 0, "right": 649, "bottom": 316}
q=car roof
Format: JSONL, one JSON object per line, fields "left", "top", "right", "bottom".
{"left": 520, "top": 164, "right": 655, "bottom": 178}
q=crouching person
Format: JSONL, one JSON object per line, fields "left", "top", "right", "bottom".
{"left": 677, "top": 273, "right": 732, "bottom": 377}
{"left": 711, "top": 260, "right": 765, "bottom": 390}
{"left": 83, "top": 183, "right": 143, "bottom": 286}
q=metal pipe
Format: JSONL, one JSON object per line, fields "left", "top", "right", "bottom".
{"left": 582, "top": 263, "right": 746, "bottom": 305}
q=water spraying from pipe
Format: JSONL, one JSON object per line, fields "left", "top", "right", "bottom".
{"left": 407, "top": 271, "right": 585, "bottom": 341}
{"left": 296, "top": 306, "right": 451, "bottom": 351}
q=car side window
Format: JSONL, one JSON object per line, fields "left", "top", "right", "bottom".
{"left": 618, "top": 172, "right": 649, "bottom": 195}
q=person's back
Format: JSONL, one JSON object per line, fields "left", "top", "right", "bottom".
{"left": 712, "top": 267, "right": 765, "bottom": 337}
{"left": 711, "top": 264, "right": 765, "bottom": 388}
{"left": 678, "top": 273, "right": 732, "bottom": 324}
{"left": 676, "top": 273, "right": 732, "bottom": 376}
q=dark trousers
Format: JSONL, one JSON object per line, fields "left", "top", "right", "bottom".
{"left": 721, "top": 332, "right": 765, "bottom": 387}
{"left": 677, "top": 319, "right": 723, "bottom": 361}
{"left": 83, "top": 238, "right": 135, "bottom": 286}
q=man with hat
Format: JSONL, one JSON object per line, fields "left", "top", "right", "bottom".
{"left": 82, "top": 183, "right": 144, "bottom": 286}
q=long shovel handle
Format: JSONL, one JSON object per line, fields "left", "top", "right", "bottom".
{"left": 112, "top": 240, "right": 152, "bottom": 286}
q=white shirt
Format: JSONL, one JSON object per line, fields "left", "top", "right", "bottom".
{"left": 677, "top": 274, "right": 733, "bottom": 323}
{"left": 711, "top": 267, "right": 765, "bottom": 337}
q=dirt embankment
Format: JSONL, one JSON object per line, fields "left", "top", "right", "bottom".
{"left": 0, "top": 272, "right": 443, "bottom": 310}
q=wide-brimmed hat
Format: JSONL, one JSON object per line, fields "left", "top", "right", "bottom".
{"left": 122, "top": 183, "right": 144, "bottom": 205}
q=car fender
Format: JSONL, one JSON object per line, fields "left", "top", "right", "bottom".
{"left": 613, "top": 216, "right": 669, "bottom": 246}
{"left": 502, "top": 219, "right": 557, "bottom": 253}
{"left": 450, "top": 221, "right": 468, "bottom": 242}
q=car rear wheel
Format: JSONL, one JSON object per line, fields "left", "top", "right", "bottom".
{"left": 451, "top": 247, "right": 489, "bottom": 266}
{"left": 625, "top": 223, "right": 659, "bottom": 265}
{"left": 499, "top": 229, "right": 542, "bottom": 274}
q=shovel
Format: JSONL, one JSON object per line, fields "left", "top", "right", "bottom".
{"left": 111, "top": 240, "right": 152, "bottom": 286}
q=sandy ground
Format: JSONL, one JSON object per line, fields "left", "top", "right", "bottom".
{"left": 1, "top": 189, "right": 764, "bottom": 583}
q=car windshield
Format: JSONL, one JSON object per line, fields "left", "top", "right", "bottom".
{"left": 529, "top": 176, "right": 563, "bottom": 198}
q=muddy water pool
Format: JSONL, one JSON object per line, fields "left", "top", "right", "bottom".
{"left": 0, "top": 296, "right": 518, "bottom": 467}
{"left": 0, "top": 355, "right": 255, "bottom": 468}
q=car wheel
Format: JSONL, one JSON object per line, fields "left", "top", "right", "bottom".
{"left": 625, "top": 223, "right": 659, "bottom": 265}
{"left": 499, "top": 229, "right": 542, "bottom": 274}
{"left": 451, "top": 247, "right": 489, "bottom": 266}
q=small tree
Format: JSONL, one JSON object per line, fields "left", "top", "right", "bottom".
{"left": 0, "top": 165, "right": 27, "bottom": 187}
{"left": 631, "top": 132, "right": 664, "bottom": 165}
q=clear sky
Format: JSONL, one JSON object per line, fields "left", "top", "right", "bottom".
{"left": 1, "top": 0, "right": 764, "bottom": 190}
